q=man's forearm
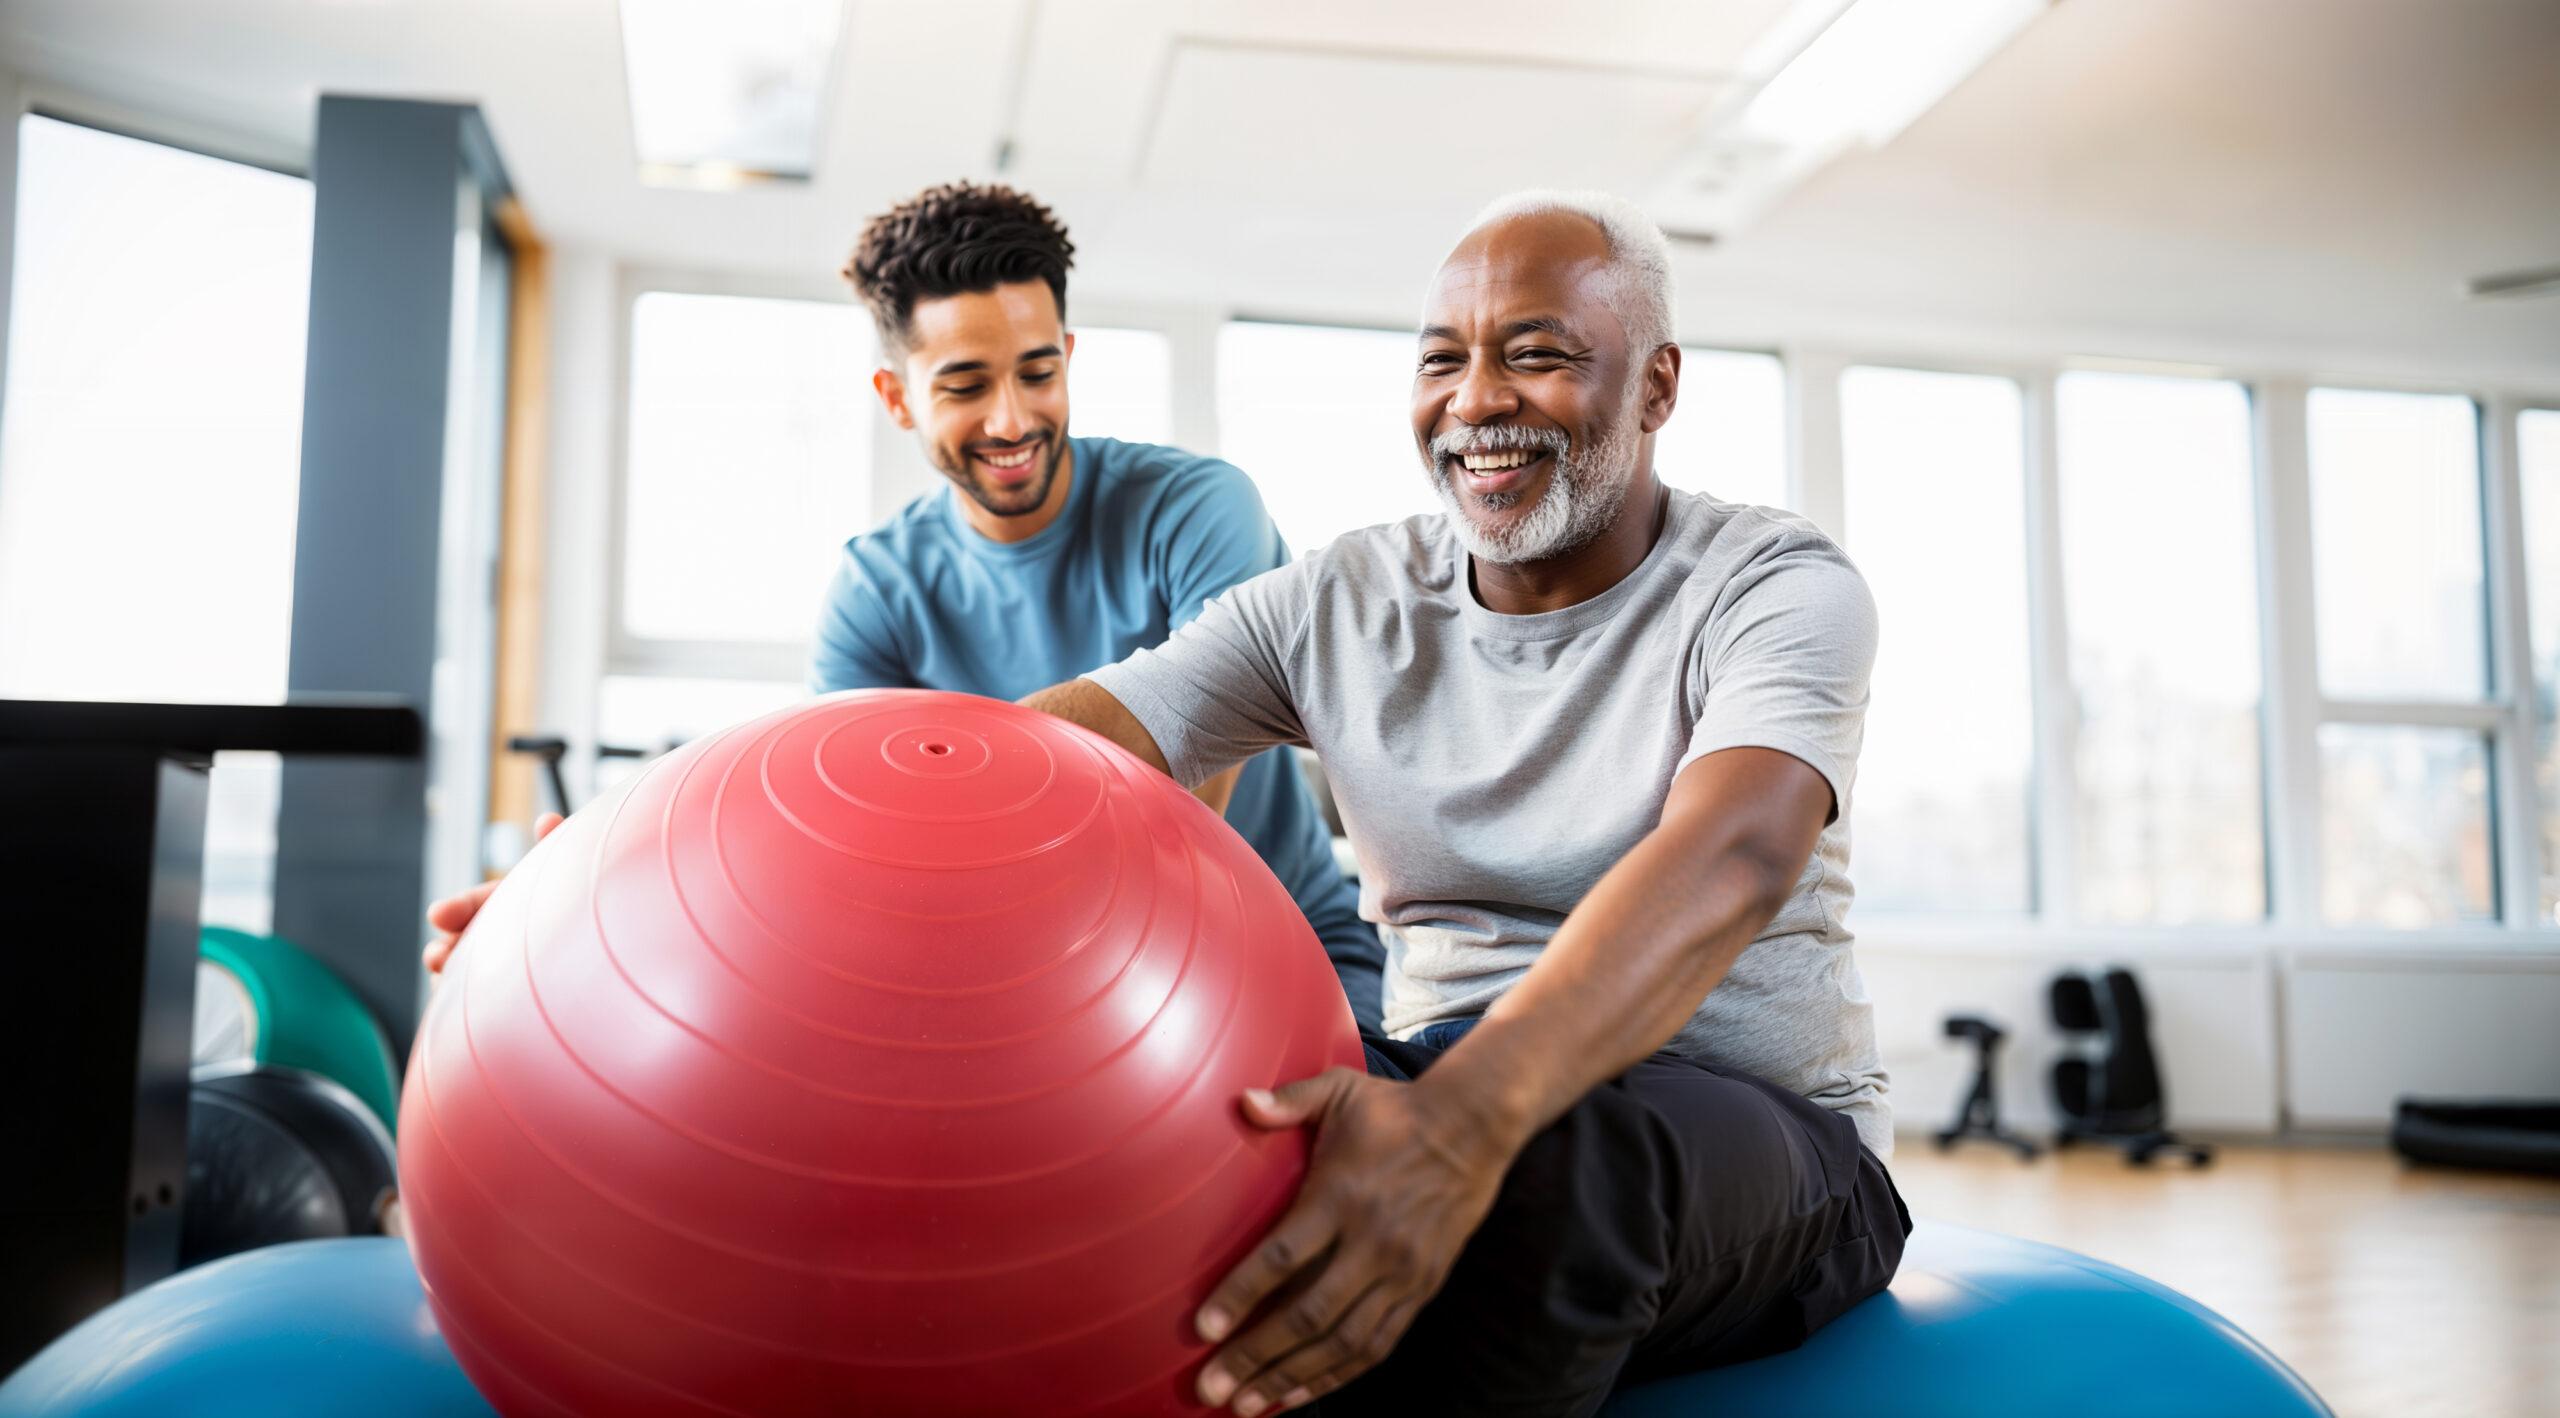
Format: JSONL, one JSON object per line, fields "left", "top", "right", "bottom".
{"left": 1020, "top": 678, "right": 1171, "bottom": 773}
{"left": 1415, "top": 748, "right": 1832, "bottom": 1156}
{"left": 1019, "top": 678, "right": 1239, "bottom": 813}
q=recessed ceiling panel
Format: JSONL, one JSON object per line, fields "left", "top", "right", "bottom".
{"left": 1176, "top": 0, "right": 1801, "bottom": 79}
{"left": 1141, "top": 42, "right": 1726, "bottom": 201}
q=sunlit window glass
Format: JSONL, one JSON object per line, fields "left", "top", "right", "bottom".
{"left": 1065, "top": 326, "right": 1173, "bottom": 447}
{"left": 0, "top": 115, "right": 311, "bottom": 703}
{"left": 2307, "top": 389, "right": 2485, "bottom": 701}
{"left": 2318, "top": 724, "right": 2494, "bottom": 927}
{"left": 1652, "top": 348, "right": 1788, "bottom": 510}
{"left": 1840, "top": 366, "right": 2033, "bottom": 914}
{"left": 2517, "top": 409, "right": 2560, "bottom": 923}
{"left": 2057, "top": 371, "right": 2264, "bottom": 923}
{"left": 1216, "top": 322, "right": 1438, "bottom": 555}
{"left": 621, "top": 291, "right": 872, "bottom": 643}
{"left": 0, "top": 115, "right": 316, "bottom": 933}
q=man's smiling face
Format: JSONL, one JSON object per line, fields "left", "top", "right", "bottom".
{"left": 890, "top": 279, "right": 1075, "bottom": 526}
{"left": 1411, "top": 211, "right": 1648, "bottom": 566}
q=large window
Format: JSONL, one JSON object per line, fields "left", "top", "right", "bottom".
{"left": 1653, "top": 348, "right": 1788, "bottom": 510}
{"left": 1216, "top": 321, "right": 1438, "bottom": 555}
{"left": 2307, "top": 389, "right": 2495, "bottom": 927}
{"left": 1840, "top": 366, "right": 2034, "bottom": 914}
{"left": 2057, "top": 372, "right": 2265, "bottom": 923}
{"left": 0, "top": 115, "right": 311, "bottom": 703}
{"left": 2516, "top": 409, "right": 2560, "bottom": 922}
{"left": 620, "top": 290, "right": 873, "bottom": 646}
{"left": 0, "top": 115, "right": 315, "bottom": 932}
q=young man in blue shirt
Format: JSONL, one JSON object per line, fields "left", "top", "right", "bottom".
{"left": 429, "top": 184, "right": 1383, "bottom": 1034}
{"left": 812, "top": 182, "right": 1383, "bottom": 1030}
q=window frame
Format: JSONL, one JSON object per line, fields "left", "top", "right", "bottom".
{"left": 1825, "top": 356, "right": 2046, "bottom": 920}
{"left": 1793, "top": 355, "right": 2560, "bottom": 948}
{"left": 606, "top": 265, "right": 888, "bottom": 686}
{"left": 2480, "top": 394, "right": 2553, "bottom": 928}
{"left": 2279, "top": 383, "right": 2508, "bottom": 930}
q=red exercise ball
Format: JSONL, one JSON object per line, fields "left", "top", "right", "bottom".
{"left": 397, "top": 689, "right": 1363, "bottom": 1416}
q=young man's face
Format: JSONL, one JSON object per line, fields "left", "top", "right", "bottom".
{"left": 874, "top": 280, "right": 1076, "bottom": 529}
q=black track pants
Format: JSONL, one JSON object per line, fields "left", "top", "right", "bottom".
{"left": 1313, "top": 1031, "right": 1911, "bottom": 1418}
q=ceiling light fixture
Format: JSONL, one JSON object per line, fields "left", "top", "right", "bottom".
{"left": 618, "top": 0, "right": 844, "bottom": 189}
{"left": 1742, "top": 0, "right": 2049, "bottom": 153}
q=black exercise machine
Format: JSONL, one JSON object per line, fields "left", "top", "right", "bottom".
{"left": 0, "top": 697, "right": 422, "bottom": 1371}
{"left": 2048, "top": 967, "right": 2213, "bottom": 1167}
{"left": 1934, "top": 1014, "right": 2040, "bottom": 1159}
{"left": 505, "top": 733, "right": 651, "bottom": 817}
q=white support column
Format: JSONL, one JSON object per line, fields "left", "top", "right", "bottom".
{"left": 1785, "top": 347, "right": 1849, "bottom": 543}
{"left": 2481, "top": 398, "right": 2545, "bottom": 927}
{"left": 1162, "top": 305, "right": 1226, "bottom": 458}
{"left": 2021, "top": 367, "right": 2078, "bottom": 921}
{"left": 2254, "top": 379, "right": 2322, "bottom": 927}
{"left": 534, "top": 249, "right": 619, "bottom": 809}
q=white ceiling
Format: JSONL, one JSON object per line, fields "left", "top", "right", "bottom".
{"left": 3, "top": 0, "right": 2555, "bottom": 383}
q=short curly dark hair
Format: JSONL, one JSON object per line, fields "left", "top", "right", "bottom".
{"left": 843, "top": 181, "right": 1076, "bottom": 356}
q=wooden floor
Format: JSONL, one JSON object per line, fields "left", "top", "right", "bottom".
{"left": 1886, "top": 1139, "right": 2560, "bottom": 1418}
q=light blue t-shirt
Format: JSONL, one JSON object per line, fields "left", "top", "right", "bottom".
{"left": 811, "top": 436, "right": 1383, "bottom": 1029}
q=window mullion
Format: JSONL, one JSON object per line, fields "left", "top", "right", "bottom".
{"left": 2481, "top": 398, "right": 2543, "bottom": 926}
{"left": 1783, "top": 347, "right": 1848, "bottom": 543}
{"left": 2022, "top": 367, "right": 2078, "bottom": 922}
{"left": 1165, "top": 306, "right": 1226, "bottom": 458}
{"left": 2255, "top": 379, "right": 2322, "bottom": 926}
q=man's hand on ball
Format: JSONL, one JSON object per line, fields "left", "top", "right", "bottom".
{"left": 421, "top": 812, "right": 562, "bottom": 974}
{"left": 1193, "top": 1069, "right": 1512, "bottom": 1414}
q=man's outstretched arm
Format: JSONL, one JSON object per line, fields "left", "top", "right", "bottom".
{"left": 1188, "top": 745, "right": 1835, "bottom": 1415}
{"left": 1019, "top": 678, "right": 1239, "bottom": 816}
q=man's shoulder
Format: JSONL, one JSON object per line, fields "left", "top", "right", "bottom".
{"left": 1666, "top": 489, "right": 1858, "bottom": 584}
{"left": 1660, "top": 490, "right": 1874, "bottom": 643}
{"left": 1078, "top": 437, "right": 1260, "bottom": 519}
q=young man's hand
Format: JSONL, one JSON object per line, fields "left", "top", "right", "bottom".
{"left": 421, "top": 811, "right": 562, "bottom": 975}
{"left": 1191, "top": 1070, "right": 1519, "bottom": 1414}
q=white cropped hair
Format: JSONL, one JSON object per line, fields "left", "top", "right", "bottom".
{"left": 1454, "top": 190, "right": 1676, "bottom": 355}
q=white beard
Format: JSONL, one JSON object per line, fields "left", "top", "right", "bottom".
{"left": 1432, "top": 407, "right": 1638, "bottom": 566}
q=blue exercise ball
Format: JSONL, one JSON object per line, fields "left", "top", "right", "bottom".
{"left": 0, "top": 1238, "right": 494, "bottom": 1418}
{"left": 1603, "top": 1222, "right": 2329, "bottom": 1417}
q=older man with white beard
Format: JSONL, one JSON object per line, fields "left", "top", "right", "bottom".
{"left": 1023, "top": 191, "right": 1907, "bottom": 1417}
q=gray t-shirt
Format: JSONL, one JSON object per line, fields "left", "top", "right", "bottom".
{"left": 1086, "top": 488, "right": 1891, "bottom": 1155}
